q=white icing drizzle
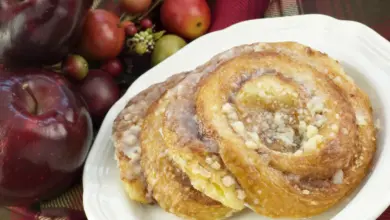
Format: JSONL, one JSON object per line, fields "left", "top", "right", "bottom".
{"left": 113, "top": 73, "right": 188, "bottom": 180}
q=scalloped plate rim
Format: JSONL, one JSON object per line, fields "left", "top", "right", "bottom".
{"left": 83, "top": 14, "right": 390, "bottom": 220}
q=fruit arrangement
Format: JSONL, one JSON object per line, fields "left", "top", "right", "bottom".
{"left": 0, "top": 0, "right": 212, "bottom": 206}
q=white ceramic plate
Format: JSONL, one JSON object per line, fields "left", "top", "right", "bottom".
{"left": 83, "top": 14, "right": 390, "bottom": 220}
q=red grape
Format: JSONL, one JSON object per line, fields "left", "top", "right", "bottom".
{"left": 101, "top": 58, "right": 123, "bottom": 77}
{"left": 125, "top": 25, "right": 138, "bottom": 36}
{"left": 140, "top": 18, "right": 153, "bottom": 29}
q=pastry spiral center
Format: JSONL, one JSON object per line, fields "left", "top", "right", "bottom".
{"left": 220, "top": 66, "right": 352, "bottom": 157}
{"left": 234, "top": 74, "right": 304, "bottom": 153}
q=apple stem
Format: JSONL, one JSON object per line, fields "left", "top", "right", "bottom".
{"left": 119, "top": 13, "right": 127, "bottom": 21}
{"left": 120, "top": 13, "right": 139, "bottom": 22}
{"left": 119, "top": 0, "right": 164, "bottom": 23}
{"left": 43, "top": 62, "right": 62, "bottom": 73}
{"left": 137, "top": 0, "right": 164, "bottom": 21}
{"left": 22, "top": 83, "right": 38, "bottom": 115}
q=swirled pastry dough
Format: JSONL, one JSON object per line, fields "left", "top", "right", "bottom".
{"left": 112, "top": 42, "right": 376, "bottom": 219}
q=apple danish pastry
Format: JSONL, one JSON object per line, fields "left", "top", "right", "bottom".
{"left": 112, "top": 42, "right": 376, "bottom": 219}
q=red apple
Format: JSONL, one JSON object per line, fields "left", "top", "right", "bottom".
{"left": 79, "top": 9, "right": 125, "bottom": 61}
{"left": 0, "top": 68, "right": 93, "bottom": 206}
{"left": 120, "top": 0, "right": 152, "bottom": 14}
{"left": 0, "top": 0, "right": 93, "bottom": 66}
{"left": 78, "top": 70, "right": 120, "bottom": 125}
{"left": 160, "top": 0, "right": 211, "bottom": 40}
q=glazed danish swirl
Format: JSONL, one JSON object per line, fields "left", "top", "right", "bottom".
{"left": 112, "top": 42, "right": 376, "bottom": 219}
{"left": 196, "top": 42, "right": 376, "bottom": 217}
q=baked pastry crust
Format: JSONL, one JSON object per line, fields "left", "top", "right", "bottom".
{"left": 112, "top": 42, "right": 376, "bottom": 219}
{"left": 140, "top": 97, "right": 234, "bottom": 220}
{"left": 112, "top": 72, "right": 188, "bottom": 204}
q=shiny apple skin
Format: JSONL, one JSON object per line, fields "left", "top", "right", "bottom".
{"left": 77, "top": 69, "right": 120, "bottom": 126}
{"left": 120, "top": 0, "right": 152, "bottom": 14}
{"left": 0, "top": 0, "right": 93, "bottom": 67}
{"left": 79, "top": 9, "right": 126, "bottom": 61}
{"left": 0, "top": 68, "right": 93, "bottom": 206}
{"left": 160, "top": 0, "right": 211, "bottom": 40}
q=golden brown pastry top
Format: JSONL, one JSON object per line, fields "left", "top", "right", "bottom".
{"left": 112, "top": 41, "right": 377, "bottom": 219}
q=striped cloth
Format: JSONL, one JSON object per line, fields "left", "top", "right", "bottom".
{"left": 5, "top": 0, "right": 390, "bottom": 219}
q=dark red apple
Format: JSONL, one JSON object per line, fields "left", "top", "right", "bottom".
{"left": 160, "top": 0, "right": 211, "bottom": 40}
{"left": 0, "top": 68, "right": 93, "bottom": 206}
{"left": 0, "top": 0, "right": 93, "bottom": 67}
{"left": 78, "top": 70, "right": 120, "bottom": 125}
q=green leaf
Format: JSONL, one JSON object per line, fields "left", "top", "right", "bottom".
{"left": 153, "top": 30, "right": 166, "bottom": 41}
{"left": 146, "top": 28, "right": 154, "bottom": 34}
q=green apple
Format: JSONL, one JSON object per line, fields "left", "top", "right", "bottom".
{"left": 151, "top": 35, "right": 187, "bottom": 66}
